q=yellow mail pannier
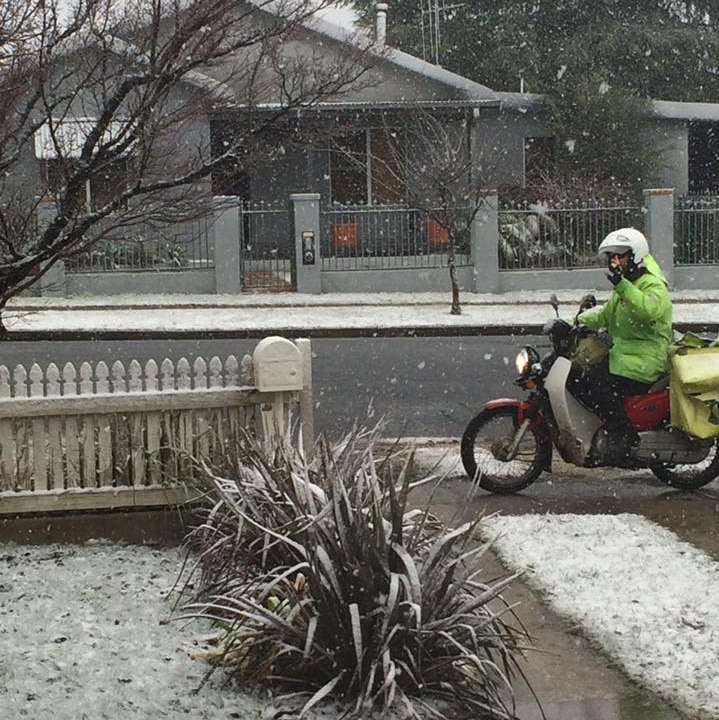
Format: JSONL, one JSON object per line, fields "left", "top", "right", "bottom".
{"left": 671, "top": 346, "right": 719, "bottom": 395}
{"left": 670, "top": 383, "right": 719, "bottom": 439}
{"left": 669, "top": 341, "right": 719, "bottom": 439}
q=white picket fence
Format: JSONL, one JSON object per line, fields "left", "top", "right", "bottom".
{"left": 0, "top": 338, "right": 313, "bottom": 515}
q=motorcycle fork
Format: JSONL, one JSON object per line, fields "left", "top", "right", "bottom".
{"left": 502, "top": 417, "right": 531, "bottom": 461}
{"left": 502, "top": 395, "right": 545, "bottom": 462}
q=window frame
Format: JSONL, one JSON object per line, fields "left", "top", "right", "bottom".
{"left": 330, "top": 125, "right": 405, "bottom": 205}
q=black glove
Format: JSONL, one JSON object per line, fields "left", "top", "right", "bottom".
{"left": 543, "top": 317, "right": 572, "bottom": 339}
{"left": 607, "top": 263, "right": 623, "bottom": 286}
{"left": 578, "top": 293, "right": 597, "bottom": 311}
{"left": 575, "top": 324, "right": 593, "bottom": 338}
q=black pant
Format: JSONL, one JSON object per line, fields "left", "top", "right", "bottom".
{"left": 571, "top": 360, "right": 652, "bottom": 431}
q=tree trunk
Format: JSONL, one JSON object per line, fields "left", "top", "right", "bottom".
{"left": 448, "top": 251, "right": 461, "bottom": 315}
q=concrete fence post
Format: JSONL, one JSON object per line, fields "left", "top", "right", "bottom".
{"left": 643, "top": 188, "right": 675, "bottom": 288}
{"left": 36, "top": 202, "right": 66, "bottom": 296}
{"left": 290, "top": 193, "right": 321, "bottom": 294}
{"left": 212, "top": 196, "right": 242, "bottom": 294}
{"left": 471, "top": 193, "right": 500, "bottom": 293}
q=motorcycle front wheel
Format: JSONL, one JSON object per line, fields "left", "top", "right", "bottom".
{"left": 650, "top": 437, "right": 719, "bottom": 490}
{"left": 461, "top": 405, "right": 550, "bottom": 494}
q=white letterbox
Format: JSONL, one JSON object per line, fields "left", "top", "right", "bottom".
{"left": 253, "top": 336, "right": 303, "bottom": 392}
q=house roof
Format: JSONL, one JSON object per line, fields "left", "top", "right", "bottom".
{"left": 649, "top": 99, "right": 719, "bottom": 122}
{"left": 303, "top": 12, "right": 498, "bottom": 100}
{"left": 249, "top": 5, "right": 543, "bottom": 114}
{"left": 201, "top": 2, "right": 719, "bottom": 122}
{"left": 300, "top": 8, "right": 719, "bottom": 123}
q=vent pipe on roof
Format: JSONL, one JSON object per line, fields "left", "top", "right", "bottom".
{"left": 376, "top": 2, "right": 388, "bottom": 46}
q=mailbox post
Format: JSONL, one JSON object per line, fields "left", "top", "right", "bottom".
{"left": 253, "top": 336, "right": 304, "bottom": 446}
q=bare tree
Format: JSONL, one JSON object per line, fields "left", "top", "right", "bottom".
{"left": 0, "top": 0, "right": 374, "bottom": 327}
{"left": 377, "top": 109, "right": 489, "bottom": 315}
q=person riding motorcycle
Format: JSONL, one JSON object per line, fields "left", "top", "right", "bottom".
{"left": 573, "top": 227, "right": 673, "bottom": 452}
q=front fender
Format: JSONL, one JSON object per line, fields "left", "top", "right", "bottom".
{"left": 484, "top": 398, "right": 533, "bottom": 424}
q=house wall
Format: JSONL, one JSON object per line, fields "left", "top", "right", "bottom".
{"left": 471, "top": 106, "right": 551, "bottom": 188}
{"left": 645, "top": 119, "right": 689, "bottom": 195}
{"left": 249, "top": 105, "right": 547, "bottom": 208}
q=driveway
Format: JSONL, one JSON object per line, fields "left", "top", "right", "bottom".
{"left": 410, "top": 460, "right": 719, "bottom": 719}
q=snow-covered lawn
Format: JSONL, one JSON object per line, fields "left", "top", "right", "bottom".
{"left": 0, "top": 542, "right": 271, "bottom": 720}
{"left": 3, "top": 514, "right": 719, "bottom": 719}
{"left": 480, "top": 513, "right": 719, "bottom": 718}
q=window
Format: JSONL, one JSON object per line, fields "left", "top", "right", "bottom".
{"left": 330, "top": 127, "right": 404, "bottom": 205}
{"left": 35, "top": 118, "right": 131, "bottom": 212}
{"left": 524, "top": 136, "right": 556, "bottom": 186}
{"left": 43, "top": 157, "right": 130, "bottom": 212}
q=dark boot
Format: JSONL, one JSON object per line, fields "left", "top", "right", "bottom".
{"left": 604, "top": 421, "right": 639, "bottom": 461}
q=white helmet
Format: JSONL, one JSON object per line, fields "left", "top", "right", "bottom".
{"left": 598, "top": 227, "right": 650, "bottom": 263}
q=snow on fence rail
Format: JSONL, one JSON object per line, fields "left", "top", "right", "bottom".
{"left": 0, "top": 337, "right": 313, "bottom": 515}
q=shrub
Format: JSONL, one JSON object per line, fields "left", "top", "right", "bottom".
{"left": 177, "top": 428, "right": 532, "bottom": 719}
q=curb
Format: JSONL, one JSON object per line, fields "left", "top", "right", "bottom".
{"left": 6, "top": 297, "right": 717, "bottom": 313}
{"left": 2, "top": 321, "right": 717, "bottom": 342}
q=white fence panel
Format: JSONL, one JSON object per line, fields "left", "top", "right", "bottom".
{"left": 0, "top": 338, "right": 313, "bottom": 515}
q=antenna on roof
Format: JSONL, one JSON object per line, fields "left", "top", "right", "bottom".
{"left": 419, "top": 0, "right": 464, "bottom": 66}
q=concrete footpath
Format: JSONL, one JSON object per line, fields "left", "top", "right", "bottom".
{"left": 5, "top": 288, "right": 719, "bottom": 338}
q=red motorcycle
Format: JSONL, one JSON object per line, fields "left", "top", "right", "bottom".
{"left": 461, "top": 295, "right": 719, "bottom": 494}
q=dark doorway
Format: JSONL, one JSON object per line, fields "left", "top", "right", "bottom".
{"left": 689, "top": 121, "right": 719, "bottom": 193}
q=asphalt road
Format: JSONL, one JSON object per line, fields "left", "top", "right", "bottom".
{"left": 0, "top": 334, "right": 541, "bottom": 438}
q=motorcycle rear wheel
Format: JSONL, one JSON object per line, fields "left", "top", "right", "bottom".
{"left": 650, "top": 438, "right": 719, "bottom": 490}
{"left": 461, "top": 405, "right": 550, "bottom": 494}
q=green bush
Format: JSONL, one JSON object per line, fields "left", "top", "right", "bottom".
{"left": 177, "top": 429, "right": 531, "bottom": 719}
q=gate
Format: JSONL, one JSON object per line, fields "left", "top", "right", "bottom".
{"left": 240, "top": 201, "right": 296, "bottom": 292}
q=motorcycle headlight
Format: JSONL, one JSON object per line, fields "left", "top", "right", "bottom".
{"left": 515, "top": 346, "right": 540, "bottom": 378}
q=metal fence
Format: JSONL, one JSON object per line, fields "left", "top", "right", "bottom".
{"left": 240, "top": 201, "right": 295, "bottom": 291}
{"left": 66, "top": 215, "right": 214, "bottom": 273}
{"left": 498, "top": 200, "right": 645, "bottom": 271}
{"left": 320, "top": 205, "right": 471, "bottom": 271}
{"left": 674, "top": 195, "right": 719, "bottom": 265}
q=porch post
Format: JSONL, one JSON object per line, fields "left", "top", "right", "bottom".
{"left": 291, "top": 193, "right": 322, "bottom": 294}
{"left": 643, "top": 188, "right": 675, "bottom": 288}
{"left": 213, "top": 196, "right": 242, "bottom": 294}
{"left": 37, "top": 202, "right": 66, "bottom": 296}
{"left": 471, "top": 193, "right": 500, "bottom": 293}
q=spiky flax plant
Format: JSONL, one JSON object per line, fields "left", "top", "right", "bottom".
{"left": 177, "top": 427, "right": 533, "bottom": 719}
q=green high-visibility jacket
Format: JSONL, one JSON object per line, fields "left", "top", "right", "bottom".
{"left": 577, "top": 254, "right": 673, "bottom": 383}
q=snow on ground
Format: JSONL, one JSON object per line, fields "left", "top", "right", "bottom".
{"left": 4, "top": 289, "right": 718, "bottom": 333}
{"left": 480, "top": 513, "right": 719, "bottom": 718}
{"left": 0, "top": 541, "right": 402, "bottom": 720}
{"left": 411, "top": 442, "right": 464, "bottom": 480}
{"left": 0, "top": 542, "right": 268, "bottom": 720}
{"left": 3, "top": 515, "right": 719, "bottom": 719}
